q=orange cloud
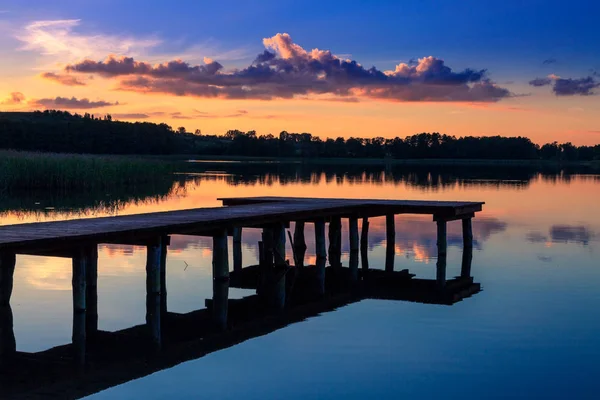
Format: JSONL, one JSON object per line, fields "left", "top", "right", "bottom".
{"left": 40, "top": 72, "right": 86, "bottom": 86}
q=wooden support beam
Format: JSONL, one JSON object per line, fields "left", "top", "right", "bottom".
{"left": 360, "top": 217, "right": 369, "bottom": 271}
{"left": 349, "top": 217, "right": 359, "bottom": 283}
{"left": 101, "top": 235, "right": 169, "bottom": 247}
{"left": 258, "top": 228, "right": 274, "bottom": 297}
{"left": 433, "top": 212, "right": 475, "bottom": 222}
{"left": 385, "top": 214, "right": 396, "bottom": 273}
{"left": 146, "top": 238, "right": 163, "bottom": 350}
{"left": 314, "top": 219, "right": 327, "bottom": 261}
{"left": 160, "top": 236, "right": 168, "bottom": 316}
{"left": 72, "top": 247, "right": 88, "bottom": 365}
{"left": 349, "top": 217, "right": 360, "bottom": 253}
{"left": 85, "top": 245, "right": 98, "bottom": 337}
{"left": 212, "top": 230, "right": 229, "bottom": 330}
{"left": 15, "top": 248, "right": 76, "bottom": 258}
{"left": 462, "top": 217, "right": 474, "bottom": 248}
{"left": 436, "top": 220, "right": 447, "bottom": 289}
{"left": 232, "top": 227, "right": 242, "bottom": 272}
{"left": 273, "top": 223, "right": 287, "bottom": 267}
{"left": 328, "top": 217, "right": 342, "bottom": 268}
{"left": 0, "top": 252, "right": 16, "bottom": 360}
{"left": 314, "top": 219, "right": 326, "bottom": 295}
{"left": 293, "top": 221, "right": 307, "bottom": 267}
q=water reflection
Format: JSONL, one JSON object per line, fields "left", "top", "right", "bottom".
{"left": 0, "top": 163, "right": 599, "bottom": 399}
{"left": 527, "top": 225, "right": 597, "bottom": 246}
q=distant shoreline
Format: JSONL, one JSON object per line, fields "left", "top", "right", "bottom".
{"left": 168, "top": 155, "right": 600, "bottom": 168}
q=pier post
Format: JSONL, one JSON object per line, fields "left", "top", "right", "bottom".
{"left": 233, "top": 227, "right": 243, "bottom": 272}
{"left": 72, "top": 247, "right": 90, "bottom": 365}
{"left": 461, "top": 218, "right": 473, "bottom": 278}
{"left": 385, "top": 214, "right": 396, "bottom": 273}
{"left": 328, "top": 216, "right": 342, "bottom": 268}
{"left": 146, "top": 238, "right": 163, "bottom": 350}
{"left": 349, "top": 217, "right": 359, "bottom": 282}
{"left": 86, "top": 245, "right": 98, "bottom": 337}
{"left": 293, "top": 221, "right": 307, "bottom": 267}
{"left": 273, "top": 223, "right": 287, "bottom": 267}
{"left": 212, "top": 230, "right": 229, "bottom": 330}
{"left": 258, "top": 227, "right": 274, "bottom": 297}
{"left": 160, "top": 236, "right": 168, "bottom": 316}
{"left": 360, "top": 217, "right": 369, "bottom": 270}
{"left": 436, "top": 220, "right": 448, "bottom": 288}
{"left": 315, "top": 219, "right": 327, "bottom": 295}
{"left": 0, "top": 253, "right": 16, "bottom": 360}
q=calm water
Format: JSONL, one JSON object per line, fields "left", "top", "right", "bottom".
{"left": 2, "top": 163, "right": 599, "bottom": 399}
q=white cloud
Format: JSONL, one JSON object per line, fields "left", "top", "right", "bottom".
{"left": 16, "top": 19, "right": 161, "bottom": 62}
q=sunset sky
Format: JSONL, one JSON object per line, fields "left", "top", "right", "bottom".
{"left": 1, "top": 0, "right": 599, "bottom": 145}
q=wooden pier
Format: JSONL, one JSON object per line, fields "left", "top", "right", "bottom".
{"left": 0, "top": 196, "right": 483, "bottom": 398}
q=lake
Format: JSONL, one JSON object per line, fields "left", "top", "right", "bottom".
{"left": 1, "top": 162, "right": 599, "bottom": 399}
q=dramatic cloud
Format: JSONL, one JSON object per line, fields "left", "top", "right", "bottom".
{"left": 529, "top": 74, "right": 600, "bottom": 96}
{"left": 1, "top": 92, "right": 26, "bottom": 105}
{"left": 60, "top": 33, "right": 511, "bottom": 103}
{"left": 30, "top": 96, "right": 118, "bottom": 109}
{"left": 17, "top": 19, "right": 160, "bottom": 61}
{"left": 40, "top": 72, "right": 86, "bottom": 86}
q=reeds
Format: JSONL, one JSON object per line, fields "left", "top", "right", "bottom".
{"left": 0, "top": 150, "right": 175, "bottom": 193}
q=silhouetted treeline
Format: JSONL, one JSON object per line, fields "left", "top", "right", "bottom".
{"left": 1, "top": 110, "right": 599, "bottom": 161}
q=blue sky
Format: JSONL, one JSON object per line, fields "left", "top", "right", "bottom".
{"left": 1, "top": 0, "right": 599, "bottom": 144}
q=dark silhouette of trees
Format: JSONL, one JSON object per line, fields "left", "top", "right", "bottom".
{"left": 1, "top": 110, "right": 599, "bottom": 161}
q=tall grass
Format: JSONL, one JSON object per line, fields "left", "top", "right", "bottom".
{"left": 0, "top": 150, "right": 175, "bottom": 193}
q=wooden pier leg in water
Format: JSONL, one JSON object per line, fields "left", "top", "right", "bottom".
{"left": 385, "top": 214, "right": 396, "bottom": 273}
{"left": 273, "top": 223, "right": 286, "bottom": 267}
{"left": 436, "top": 220, "right": 448, "bottom": 289}
{"left": 315, "top": 219, "right": 327, "bottom": 295}
{"left": 160, "top": 236, "right": 168, "bottom": 316}
{"left": 233, "top": 227, "right": 242, "bottom": 272}
{"left": 360, "top": 217, "right": 369, "bottom": 271}
{"left": 461, "top": 218, "right": 473, "bottom": 278}
{"left": 272, "top": 223, "right": 287, "bottom": 310}
{"left": 328, "top": 216, "right": 342, "bottom": 268}
{"left": 146, "top": 238, "right": 163, "bottom": 350}
{"left": 293, "top": 221, "right": 307, "bottom": 267}
{"left": 0, "top": 253, "right": 16, "bottom": 360}
{"left": 212, "top": 230, "right": 229, "bottom": 330}
{"left": 85, "top": 245, "right": 98, "bottom": 338}
{"left": 72, "top": 247, "right": 89, "bottom": 365}
{"left": 349, "top": 217, "right": 359, "bottom": 282}
{"left": 258, "top": 228, "right": 274, "bottom": 297}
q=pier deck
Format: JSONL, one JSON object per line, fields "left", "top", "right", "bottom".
{"left": 0, "top": 197, "right": 482, "bottom": 253}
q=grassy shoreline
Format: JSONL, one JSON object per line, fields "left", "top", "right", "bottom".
{"left": 0, "top": 150, "right": 175, "bottom": 193}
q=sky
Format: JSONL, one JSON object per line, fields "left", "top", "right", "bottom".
{"left": 0, "top": 0, "right": 599, "bottom": 145}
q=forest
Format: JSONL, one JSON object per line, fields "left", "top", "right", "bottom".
{"left": 1, "top": 110, "right": 598, "bottom": 161}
